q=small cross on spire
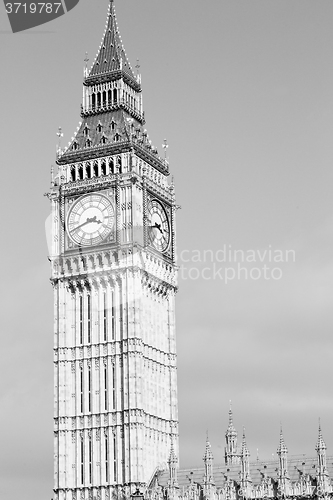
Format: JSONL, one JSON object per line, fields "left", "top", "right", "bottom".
{"left": 162, "top": 139, "right": 169, "bottom": 161}
{"left": 56, "top": 127, "right": 63, "bottom": 155}
{"left": 84, "top": 52, "right": 89, "bottom": 77}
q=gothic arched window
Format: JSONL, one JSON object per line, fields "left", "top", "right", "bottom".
{"left": 109, "top": 158, "right": 114, "bottom": 174}
{"left": 117, "top": 155, "right": 122, "bottom": 173}
{"left": 86, "top": 162, "right": 91, "bottom": 178}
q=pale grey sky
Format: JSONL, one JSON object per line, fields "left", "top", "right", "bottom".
{"left": 0, "top": 1, "right": 333, "bottom": 499}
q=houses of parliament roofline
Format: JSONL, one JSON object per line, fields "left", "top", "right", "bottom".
{"left": 147, "top": 408, "right": 333, "bottom": 500}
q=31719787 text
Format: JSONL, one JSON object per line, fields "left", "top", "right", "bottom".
{"left": 5, "top": 3, "right": 62, "bottom": 14}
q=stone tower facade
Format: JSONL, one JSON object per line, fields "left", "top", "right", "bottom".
{"left": 47, "top": 2, "right": 179, "bottom": 499}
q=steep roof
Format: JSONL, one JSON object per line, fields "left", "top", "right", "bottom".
{"left": 87, "top": 0, "right": 136, "bottom": 83}
{"left": 157, "top": 456, "right": 329, "bottom": 489}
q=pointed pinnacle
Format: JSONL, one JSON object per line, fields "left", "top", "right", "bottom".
{"left": 229, "top": 401, "right": 233, "bottom": 426}
{"left": 316, "top": 419, "right": 327, "bottom": 451}
{"left": 203, "top": 432, "right": 213, "bottom": 461}
{"left": 277, "top": 426, "right": 288, "bottom": 455}
{"left": 241, "top": 427, "right": 249, "bottom": 457}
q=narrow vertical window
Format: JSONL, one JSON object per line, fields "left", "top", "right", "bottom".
{"left": 80, "top": 436, "right": 84, "bottom": 484}
{"left": 92, "top": 93, "right": 96, "bottom": 110}
{"left": 112, "top": 364, "right": 116, "bottom": 410}
{"left": 80, "top": 365, "right": 84, "bottom": 413}
{"left": 89, "top": 435, "right": 92, "bottom": 484}
{"left": 113, "top": 434, "right": 117, "bottom": 481}
{"left": 111, "top": 290, "right": 115, "bottom": 340}
{"left": 79, "top": 295, "right": 83, "bottom": 344}
{"left": 86, "top": 162, "right": 91, "bottom": 178}
{"left": 104, "top": 365, "right": 108, "bottom": 411}
{"left": 113, "top": 88, "right": 117, "bottom": 103}
{"left": 105, "top": 433, "right": 109, "bottom": 483}
{"left": 103, "top": 292, "right": 107, "bottom": 342}
{"left": 87, "top": 294, "right": 91, "bottom": 344}
{"left": 119, "top": 296, "right": 123, "bottom": 340}
{"left": 88, "top": 366, "right": 92, "bottom": 413}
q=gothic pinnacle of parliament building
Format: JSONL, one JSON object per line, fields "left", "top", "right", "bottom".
{"left": 148, "top": 408, "right": 333, "bottom": 500}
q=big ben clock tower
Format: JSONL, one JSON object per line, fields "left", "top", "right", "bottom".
{"left": 46, "top": 2, "right": 179, "bottom": 499}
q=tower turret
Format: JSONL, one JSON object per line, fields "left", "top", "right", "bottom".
{"left": 225, "top": 403, "right": 240, "bottom": 465}
{"left": 166, "top": 442, "right": 179, "bottom": 500}
{"left": 203, "top": 433, "right": 214, "bottom": 487}
{"left": 240, "top": 428, "right": 252, "bottom": 496}
{"left": 315, "top": 421, "right": 329, "bottom": 496}
{"left": 276, "top": 427, "right": 290, "bottom": 498}
{"left": 48, "top": 1, "right": 179, "bottom": 499}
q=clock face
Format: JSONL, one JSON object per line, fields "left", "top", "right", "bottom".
{"left": 67, "top": 194, "right": 115, "bottom": 246}
{"left": 148, "top": 199, "right": 170, "bottom": 252}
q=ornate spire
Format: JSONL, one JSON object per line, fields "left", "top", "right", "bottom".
{"left": 225, "top": 402, "right": 240, "bottom": 465}
{"left": 240, "top": 428, "right": 251, "bottom": 486}
{"left": 241, "top": 428, "right": 250, "bottom": 459}
{"left": 316, "top": 420, "right": 327, "bottom": 453}
{"left": 277, "top": 426, "right": 288, "bottom": 457}
{"left": 86, "top": 0, "right": 136, "bottom": 85}
{"left": 277, "top": 426, "right": 290, "bottom": 496}
{"left": 316, "top": 420, "right": 328, "bottom": 491}
{"left": 168, "top": 439, "right": 178, "bottom": 489}
{"left": 203, "top": 432, "right": 214, "bottom": 486}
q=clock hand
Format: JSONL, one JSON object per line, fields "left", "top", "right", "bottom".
{"left": 70, "top": 216, "right": 102, "bottom": 233}
{"left": 70, "top": 218, "right": 91, "bottom": 233}
{"left": 89, "top": 215, "right": 103, "bottom": 224}
{"left": 153, "top": 222, "right": 164, "bottom": 234}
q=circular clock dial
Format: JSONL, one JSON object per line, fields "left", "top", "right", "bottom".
{"left": 148, "top": 199, "right": 170, "bottom": 252}
{"left": 67, "top": 194, "right": 115, "bottom": 246}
